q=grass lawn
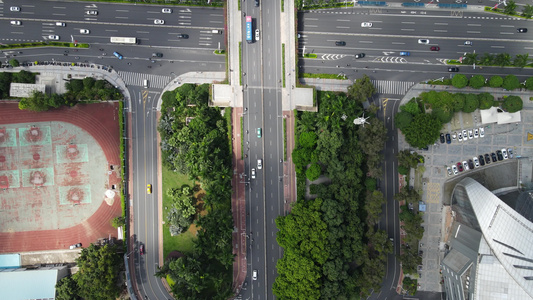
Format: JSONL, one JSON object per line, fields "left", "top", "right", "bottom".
{"left": 162, "top": 165, "right": 197, "bottom": 259}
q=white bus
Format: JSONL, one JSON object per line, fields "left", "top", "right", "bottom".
{"left": 110, "top": 37, "right": 137, "bottom": 44}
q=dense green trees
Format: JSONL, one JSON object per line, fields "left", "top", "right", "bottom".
{"left": 56, "top": 244, "right": 123, "bottom": 300}
{"left": 451, "top": 74, "right": 468, "bottom": 88}
{"left": 489, "top": 76, "right": 503, "bottom": 88}
{"left": 502, "top": 75, "right": 520, "bottom": 90}
{"left": 502, "top": 95, "right": 523, "bottom": 113}
{"left": 156, "top": 84, "right": 233, "bottom": 299}
{"left": 347, "top": 74, "right": 376, "bottom": 103}
{"left": 403, "top": 114, "right": 441, "bottom": 149}
{"left": 469, "top": 75, "right": 485, "bottom": 89}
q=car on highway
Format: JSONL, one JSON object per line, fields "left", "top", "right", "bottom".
{"left": 139, "top": 244, "right": 144, "bottom": 255}
{"left": 448, "top": 67, "right": 459, "bottom": 72}
{"left": 252, "top": 270, "right": 258, "bottom": 280}
{"left": 491, "top": 152, "right": 498, "bottom": 162}
{"left": 335, "top": 41, "right": 346, "bottom": 46}
{"left": 400, "top": 52, "right": 410, "bottom": 56}
{"left": 440, "top": 133, "right": 445, "bottom": 143}
{"left": 113, "top": 52, "right": 123, "bottom": 59}
{"left": 255, "top": 29, "right": 260, "bottom": 41}
{"left": 474, "top": 128, "right": 479, "bottom": 138}
{"left": 462, "top": 160, "right": 469, "bottom": 171}
{"left": 485, "top": 153, "right": 491, "bottom": 164}
{"left": 464, "top": 41, "right": 472, "bottom": 46}
{"left": 446, "top": 133, "right": 451, "bottom": 144}
{"left": 80, "top": 29, "right": 90, "bottom": 34}
{"left": 10, "top": 6, "right": 20, "bottom": 12}
{"left": 86, "top": 10, "right": 98, "bottom": 15}
{"left": 257, "top": 128, "right": 262, "bottom": 138}
{"left": 361, "top": 22, "right": 372, "bottom": 27}
{"left": 56, "top": 22, "right": 66, "bottom": 27}
{"left": 152, "top": 52, "right": 163, "bottom": 57}
{"left": 48, "top": 35, "right": 60, "bottom": 40}
{"left": 251, "top": 168, "right": 256, "bottom": 179}
{"left": 10, "top": 20, "right": 21, "bottom": 26}
{"left": 478, "top": 155, "right": 485, "bottom": 166}
{"left": 418, "top": 39, "right": 429, "bottom": 44}
{"left": 154, "top": 19, "right": 165, "bottom": 25}
{"left": 69, "top": 243, "right": 82, "bottom": 249}
{"left": 355, "top": 53, "right": 365, "bottom": 59}
{"left": 502, "top": 148, "right": 508, "bottom": 159}
{"left": 496, "top": 150, "right": 503, "bottom": 161}
{"left": 457, "top": 162, "right": 463, "bottom": 172}
{"left": 517, "top": 28, "right": 528, "bottom": 33}
{"left": 447, "top": 166, "right": 452, "bottom": 176}
{"left": 257, "top": 159, "right": 262, "bottom": 170}
{"left": 178, "top": 34, "right": 189, "bottom": 39}
{"left": 452, "top": 165, "right": 458, "bottom": 175}
{"left": 508, "top": 148, "right": 514, "bottom": 158}
{"left": 162, "top": 8, "right": 172, "bottom": 13}
{"left": 147, "top": 184, "right": 152, "bottom": 194}
{"left": 430, "top": 46, "right": 440, "bottom": 51}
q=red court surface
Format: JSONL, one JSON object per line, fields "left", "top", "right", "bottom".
{"left": 0, "top": 102, "right": 121, "bottom": 253}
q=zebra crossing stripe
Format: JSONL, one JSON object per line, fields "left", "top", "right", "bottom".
{"left": 117, "top": 71, "right": 171, "bottom": 89}
{"left": 371, "top": 80, "right": 415, "bottom": 96}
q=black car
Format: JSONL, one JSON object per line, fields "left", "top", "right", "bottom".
{"left": 355, "top": 53, "right": 365, "bottom": 59}
{"left": 152, "top": 52, "right": 163, "bottom": 57}
{"left": 491, "top": 152, "right": 498, "bottom": 162}
{"left": 448, "top": 67, "right": 459, "bottom": 72}
{"left": 255, "top": 0, "right": 259, "bottom": 6}
{"left": 478, "top": 155, "right": 485, "bottom": 166}
{"left": 446, "top": 133, "right": 451, "bottom": 144}
{"left": 485, "top": 153, "right": 491, "bottom": 164}
{"left": 468, "top": 159, "right": 474, "bottom": 170}
{"left": 335, "top": 41, "right": 346, "bottom": 46}
{"left": 517, "top": 28, "right": 528, "bottom": 33}
{"left": 440, "top": 133, "right": 445, "bottom": 143}
{"left": 178, "top": 34, "right": 189, "bottom": 39}
{"left": 496, "top": 150, "right": 504, "bottom": 161}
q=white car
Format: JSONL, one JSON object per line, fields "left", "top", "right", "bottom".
{"left": 462, "top": 130, "right": 467, "bottom": 140}
{"left": 474, "top": 128, "right": 479, "bottom": 138}
{"left": 447, "top": 167, "right": 452, "bottom": 176}
{"left": 86, "top": 10, "right": 98, "bottom": 15}
{"left": 251, "top": 168, "right": 256, "bottom": 179}
{"left": 10, "top": 20, "right": 21, "bottom": 26}
{"left": 10, "top": 6, "right": 20, "bottom": 12}
{"left": 361, "top": 22, "right": 372, "bottom": 28}
{"left": 473, "top": 157, "right": 480, "bottom": 168}
{"left": 451, "top": 165, "right": 458, "bottom": 175}
{"left": 48, "top": 35, "right": 60, "bottom": 40}
{"left": 479, "top": 127, "right": 485, "bottom": 137}
{"left": 464, "top": 40, "right": 472, "bottom": 46}
{"left": 468, "top": 129, "right": 473, "bottom": 140}
{"left": 80, "top": 29, "right": 90, "bottom": 34}
{"left": 462, "top": 161, "right": 469, "bottom": 171}
{"left": 255, "top": 29, "right": 260, "bottom": 41}
{"left": 502, "top": 148, "right": 508, "bottom": 159}
{"left": 154, "top": 19, "right": 165, "bottom": 25}
{"left": 452, "top": 132, "right": 457, "bottom": 140}
{"left": 457, "top": 132, "right": 463, "bottom": 142}
{"left": 162, "top": 8, "right": 172, "bottom": 13}
{"left": 418, "top": 39, "right": 430, "bottom": 44}
{"left": 69, "top": 243, "right": 82, "bottom": 249}
{"left": 252, "top": 270, "right": 258, "bottom": 280}
{"left": 257, "top": 159, "right": 262, "bottom": 170}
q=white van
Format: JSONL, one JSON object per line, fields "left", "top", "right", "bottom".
{"left": 212, "top": 29, "right": 222, "bottom": 34}
{"left": 143, "top": 79, "right": 149, "bottom": 88}
{"left": 56, "top": 22, "right": 66, "bottom": 26}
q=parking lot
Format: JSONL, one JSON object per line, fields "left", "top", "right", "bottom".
{"left": 396, "top": 86, "right": 533, "bottom": 293}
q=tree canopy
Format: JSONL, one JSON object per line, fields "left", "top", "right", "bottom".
{"left": 403, "top": 113, "right": 442, "bottom": 149}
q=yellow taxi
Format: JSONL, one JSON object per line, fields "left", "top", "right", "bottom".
{"left": 147, "top": 184, "right": 152, "bottom": 194}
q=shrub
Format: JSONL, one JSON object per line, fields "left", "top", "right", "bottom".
{"left": 306, "top": 163, "right": 322, "bottom": 181}
{"left": 398, "top": 165, "right": 410, "bottom": 175}
{"left": 489, "top": 76, "right": 503, "bottom": 88}
{"left": 365, "top": 178, "right": 377, "bottom": 191}
{"left": 525, "top": 77, "right": 533, "bottom": 90}
{"left": 469, "top": 75, "right": 485, "bottom": 89}
{"left": 502, "top": 75, "right": 520, "bottom": 90}
{"left": 395, "top": 111, "right": 413, "bottom": 131}
{"left": 451, "top": 74, "right": 468, "bottom": 88}
{"left": 502, "top": 95, "right": 523, "bottom": 112}
{"left": 9, "top": 59, "right": 19, "bottom": 67}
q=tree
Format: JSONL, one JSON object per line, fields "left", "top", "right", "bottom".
{"left": 479, "top": 53, "right": 494, "bottom": 65}
{"left": 299, "top": 131, "right": 318, "bottom": 149}
{"left": 400, "top": 98, "right": 421, "bottom": 115}
{"left": 502, "top": 95, "right": 523, "bottom": 113}
{"left": 431, "top": 105, "right": 453, "bottom": 124}
{"left": 513, "top": 54, "right": 529, "bottom": 68}
{"left": 357, "top": 118, "right": 387, "bottom": 156}
{"left": 55, "top": 276, "right": 80, "bottom": 300}
{"left": 468, "top": 75, "right": 485, "bottom": 89}
{"left": 522, "top": 4, "right": 533, "bottom": 18}
{"left": 306, "top": 163, "right": 322, "bottom": 181}
{"left": 66, "top": 80, "right": 84, "bottom": 93}
{"left": 292, "top": 147, "right": 312, "bottom": 167}
{"left": 347, "top": 74, "right": 376, "bottom": 102}
{"left": 503, "top": 0, "right": 517, "bottom": 15}
{"left": 451, "top": 74, "right": 468, "bottom": 88}
{"left": 502, "top": 74, "right": 520, "bottom": 90}
{"left": 365, "top": 190, "right": 385, "bottom": 225}
{"left": 451, "top": 93, "right": 466, "bottom": 112}
{"left": 74, "top": 244, "right": 123, "bottom": 300}
{"left": 478, "top": 93, "right": 494, "bottom": 110}
{"left": 463, "top": 94, "right": 479, "bottom": 113}
{"left": 403, "top": 114, "right": 442, "bottom": 149}
{"left": 9, "top": 58, "right": 19, "bottom": 67}
{"left": 398, "top": 165, "right": 409, "bottom": 175}
{"left": 526, "top": 77, "right": 533, "bottom": 90}
{"left": 489, "top": 75, "right": 503, "bottom": 88}
{"left": 462, "top": 52, "right": 478, "bottom": 65}
{"left": 397, "top": 150, "right": 421, "bottom": 169}
{"left": 494, "top": 53, "right": 511, "bottom": 67}
{"left": 394, "top": 111, "right": 413, "bottom": 131}
{"left": 18, "top": 91, "right": 52, "bottom": 112}
{"left": 12, "top": 70, "right": 36, "bottom": 83}
{"left": 110, "top": 216, "right": 125, "bottom": 228}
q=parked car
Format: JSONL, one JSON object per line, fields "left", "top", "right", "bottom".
{"left": 139, "top": 244, "right": 144, "bottom": 255}
{"left": 447, "top": 167, "right": 452, "bottom": 176}
{"left": 457, "top": 162, "right": 464, "bottom": 172}
{"left": 452, "top": 132, "right": 457, "bottom": 140}
{"left": 508, "top": 148, "right": 514, "bottom": 158}
{"left": 502, "top": 148, "right": 508, "bottom": 159}
{"left": 474, "top": 128, "right": 479, "bottom": 138}
{"left": 452, "top": 165, "right": 458, "bottom": 175}
{"left": 440, "top": 133, "right": 445, "bottom": 143}
{"left": 446, "top": 133, "right": 451, "bottom": 144}
{"left": 479, "top": 127, "right": 485, "bottom": 137}
{"left": 462, "top": 161, "right": 469, "bottom": 171}
{"left": 473, "top": 157, "right": 479, "bottom": 168}
{"left": 462, "top": 130, "right": 467, "bottom": 139}
{"left": 457, "top": 132, "right": 463, "bottom": 142}
{"left": 430, "top": 46, "right": 440, "bottom": 51}
{"left": 491, "top": 152, "right": 498, "bottom": 162}
{"left": 468, "top": 159, "right": 475, "bottom": 170}
{"left": 468, "top": 129, "right": 474, "bottom": 139}
{"left": 478, "top": 155, "right": 485, "bottom": 166}
{"left": 485, "top": 153, "right": 492, "bottom": 164}
{"left": 69, "top": 243, "right": 82, "bottom": 250}
{"left": 496, "top": 150, "right": 504, "bottom": 161}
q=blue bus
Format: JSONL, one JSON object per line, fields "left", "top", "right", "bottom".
{"left": 245, "top": 16, "right": 253, "bottom": 43}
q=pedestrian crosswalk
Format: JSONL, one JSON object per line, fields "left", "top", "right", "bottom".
{"left": 371, "top": 80, "right": 415, "bottom": 96}
{"left": 117, "top": 71, "right": 171, "bottom": 89}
